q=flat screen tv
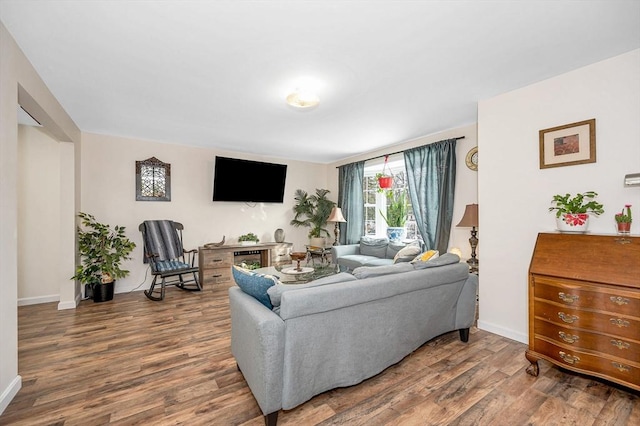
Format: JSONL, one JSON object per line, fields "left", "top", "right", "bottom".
{"left": 212, "top": 156, "right": 287, "bottom": 203}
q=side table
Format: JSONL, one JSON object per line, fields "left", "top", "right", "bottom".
{"left": 305, "top": 245, "right": 331, "bottom": 265}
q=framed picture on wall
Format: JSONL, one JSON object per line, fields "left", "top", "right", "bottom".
{"left": 539, "top": 118, "right": 596, "bottom": 169}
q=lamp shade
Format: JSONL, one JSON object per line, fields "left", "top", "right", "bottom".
{"left": 327, "top": 207, "right": 346, "bottom": 223}
{"left": 456, "top": 204, "right": 478, "bottom": 227}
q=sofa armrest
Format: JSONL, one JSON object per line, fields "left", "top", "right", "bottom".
{"left": 229, "top": 287, "right": 285, "bottom": 416}
{"left": 331, "top": 244, "right": 359, "bottom": 259}
{"left": 455, "top": 273, "right": 478, "bottom": 330}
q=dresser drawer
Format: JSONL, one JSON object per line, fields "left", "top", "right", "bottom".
{"left": 534, "top": 276, "right": 640, "bottom": 317}
{"left": 533, "top": 338, "right": 640, "bottom": 387}
{"left": 534, "top": 300, "right": 640, "bottom": 341}
{"left": 201, "top": 267, "right": 232, "bottom": 286}
{"left": 200, "top": 251, "right": 233, "bottom": 268}
{"left": 534, "top": 318, "right": 640, "bottom": 364}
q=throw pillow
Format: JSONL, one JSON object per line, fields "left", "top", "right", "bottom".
{"left": 352, "top": 262, "right": 414, "bottom": 279}
{"left": 231, "top": 265, "right": 280, "bottom": 309}
{"left": 393, "top": 244, "right": 422, "bottom": 263}
{"left": 411, "top": 250, "right": 440, "bottom": 263}
{"left": 412, "top": 252, "right": 461, "bottom": 270}
{"left": 267, "top": 272, "right": 357, "bottom": 308}
{"left": 360, "top": 236, "right": 389, "bottom": 258}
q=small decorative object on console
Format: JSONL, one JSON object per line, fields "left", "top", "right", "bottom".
{"left": 238, "top": 232, "right": 260, "bottom": 245}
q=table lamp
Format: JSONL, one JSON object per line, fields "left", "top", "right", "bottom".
{"left": 327, "top": 207, "right": 347, "bottom": 246}
{"left": 456, "top": 204, "right": 479, "bottom": 273}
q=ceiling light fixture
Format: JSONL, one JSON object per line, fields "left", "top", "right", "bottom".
{"left": 286, "top": 88, "right": 319, "bottom": 109}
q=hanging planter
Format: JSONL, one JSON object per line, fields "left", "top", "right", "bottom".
{"left": 376, "top": 155, "right": 393, "bottom": 191}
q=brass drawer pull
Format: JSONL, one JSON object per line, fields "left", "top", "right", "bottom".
{"left": 609, "top": 296, "right": 630, "bottom": 306}
{"left": 558, "top": 331, "right": 579, "bottom": 344}
{"left": 611, "top": 339, "right": 630, "bottom": 350}
{"left": 559, "top": 351, "right": 580, "bottom": 365}
{"left": 558, "top": 312, "right": 579, "bottom": 324}
{"left": 558, "top": 292, "right": 579, "bottom": 304}
{"left": 609, "top": 318, "right": 630, "bottom": 328}
{"left": 611, "top": 362, "right": 631, "bottom": 373}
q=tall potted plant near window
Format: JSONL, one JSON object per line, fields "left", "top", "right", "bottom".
{"left": 290, "top": 188, "right": 336, "bottom": 247}
{"left": 72, "top": 212, "right": 136, "bottom": 302}
{"left": 381, "top": 190, "right": 408, "bottom": 242}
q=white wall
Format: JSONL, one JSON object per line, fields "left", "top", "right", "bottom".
{"left": 478, "top": 49, "right": 640, "bottom": 343}
{"left": 81, "top": 132, "right": 329, "bottom": 293}
{"left": 17, "top": 125, "right": 61, "bottom": 303}
{"left": 0, "top": 22, "right": 80, "bottom": 415}
{"left": 328, "top": 123, "right": 479, "bottom": 259}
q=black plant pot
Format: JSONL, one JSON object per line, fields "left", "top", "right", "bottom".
{"left": 92, "top": 281, "right": 115, "bottom": 303}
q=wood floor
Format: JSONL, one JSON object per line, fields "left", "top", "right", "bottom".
{"left": 2, "top": 281, "right": 639, "bottom": 426}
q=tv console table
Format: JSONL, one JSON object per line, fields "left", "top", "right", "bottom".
{"left": 199, "top": 242, "right": 292, "bottom": 287}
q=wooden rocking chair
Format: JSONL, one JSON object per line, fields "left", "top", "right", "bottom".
{"left": 139, "top": 220, "right": 201, "bottom": 301}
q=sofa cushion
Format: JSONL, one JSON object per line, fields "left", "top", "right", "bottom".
{"left": 231, "top": 265, "right": 280, "bottom": 309}
{"left": 359, "top": 236, "right": 389, "bottom": 258}
{"left": 411, "top": 249, "right": 440, "bottom": 263}
{"left": 385, "top": 242, "right": 406, "bottom": 259}
{"left": 393, "top": 243, "right": 421, "bottom": 263}
{"left": 352, "top": 262, "right": 414, "bottom": 279}
{"left": 267, "top": 272, "right": 357, "bottom": 309}
{"left": 361, "top": 257, "right": 395, "bottom": 267}
{"left": 412, "top": 252, "right": 461, "bottom": 269}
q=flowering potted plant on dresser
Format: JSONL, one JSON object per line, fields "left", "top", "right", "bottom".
{"left": 614, "top": 204, "right": 632, "bottom": 234}
{"left": 549, "top": 191, "right": 604, "bottom": 233}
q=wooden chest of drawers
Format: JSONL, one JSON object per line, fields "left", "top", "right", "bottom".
{"left": 526, "top": 233, "right": 640, "bottom": 391}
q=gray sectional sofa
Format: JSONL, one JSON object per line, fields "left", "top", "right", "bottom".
{"left": 331, "top": 237, "right": 421, "bottom": 270}
{"left": 228, "top": 253, "right": 478, "bottom": 425}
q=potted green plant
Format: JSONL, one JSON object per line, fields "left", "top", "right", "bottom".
{"left": 549, "top": 191, "right": 604, "bottom": 232}
{"left": 238, "top": 232, "right": 260, "bottom": 245}
{"left": 614, "top": 204, "right": 632, "bottom": 234}
{"left": 71, "top": 212, "right": 136, "bottom": 302}
{"left": 381, "top": 190, "right": 408, "bottom": 242}
{"left": 290, "top": 188, "right": 336, "bottom": 247}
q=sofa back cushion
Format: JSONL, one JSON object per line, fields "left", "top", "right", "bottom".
{"left": 267, "top": 272, "right": 357, "bottom": 311}
{"left": 352, "top": 262, "right": 414, "bottom": 279}
{"left": 412, "top": 252, "right": 461, "bottom": 269}
{"left": 359, "top": 236, "right": 389, "bottom": 258}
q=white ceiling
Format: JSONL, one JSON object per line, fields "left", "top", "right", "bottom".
{"left": 1, "top": 1, "right": 639, "bottom": 164}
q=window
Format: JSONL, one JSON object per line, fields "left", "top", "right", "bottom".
{"left": 363, "top": 156, "right": 419, "bottom": 241}
{"left": 136, "top": 157, "right": 171, "bottom": 201}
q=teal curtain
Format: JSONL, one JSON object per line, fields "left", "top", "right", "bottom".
{"left": 338, "top": 161, "right": 365, "bottom": 244}
{"left": 404, "top": 139, "right": 457, "bottom": 252}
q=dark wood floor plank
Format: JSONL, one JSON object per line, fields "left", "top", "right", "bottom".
{"left": 2, "top": 281, "right": 639, "bottom": 425}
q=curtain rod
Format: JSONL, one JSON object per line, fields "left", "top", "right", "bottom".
{"left": 336, "top": 136, "right": 465, "bottom": 168}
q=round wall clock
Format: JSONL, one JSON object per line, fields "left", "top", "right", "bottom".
{"left": 465, "top": 147, "right": 478, "bottom": 171}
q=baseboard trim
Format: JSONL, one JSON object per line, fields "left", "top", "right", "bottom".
{"left": 0, "top": 375, "right": 22, "bottom": 415}
{"left": 17, "top": 295, "right": 59, "bottom": 306}
{"left": 58, "top": 292, "right": 80, "bottom": 310}
{"left": 477, "top": 320, "right": 527, "bottom": 344}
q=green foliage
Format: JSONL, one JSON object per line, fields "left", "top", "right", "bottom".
{"left": 71, "top": 212, "right": 136, "bottom": 285}
{"left": 381, "top": 190, "right": 407, "bottom": 227}
{"left": 238, "top": 232, "right": 260, "bottom": 242}
{"left": 549, "top": 191, "right": 604, "bottom": 218}
{"left": 290, "top": 188, "right": 336, "bottom": 239}
{"left": 615, "top": 205, "right": 632, "bottom": 223}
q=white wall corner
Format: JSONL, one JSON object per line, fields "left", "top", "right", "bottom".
{"left": 57, "top": 292, "right": 80, "bottom": 310}
{"left": 477, "top": 320, "right": 527, "bottom": 345}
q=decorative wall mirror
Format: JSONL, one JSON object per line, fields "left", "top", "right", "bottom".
{"left": 136, "top": 157, "right": 171, "bottom": 201}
